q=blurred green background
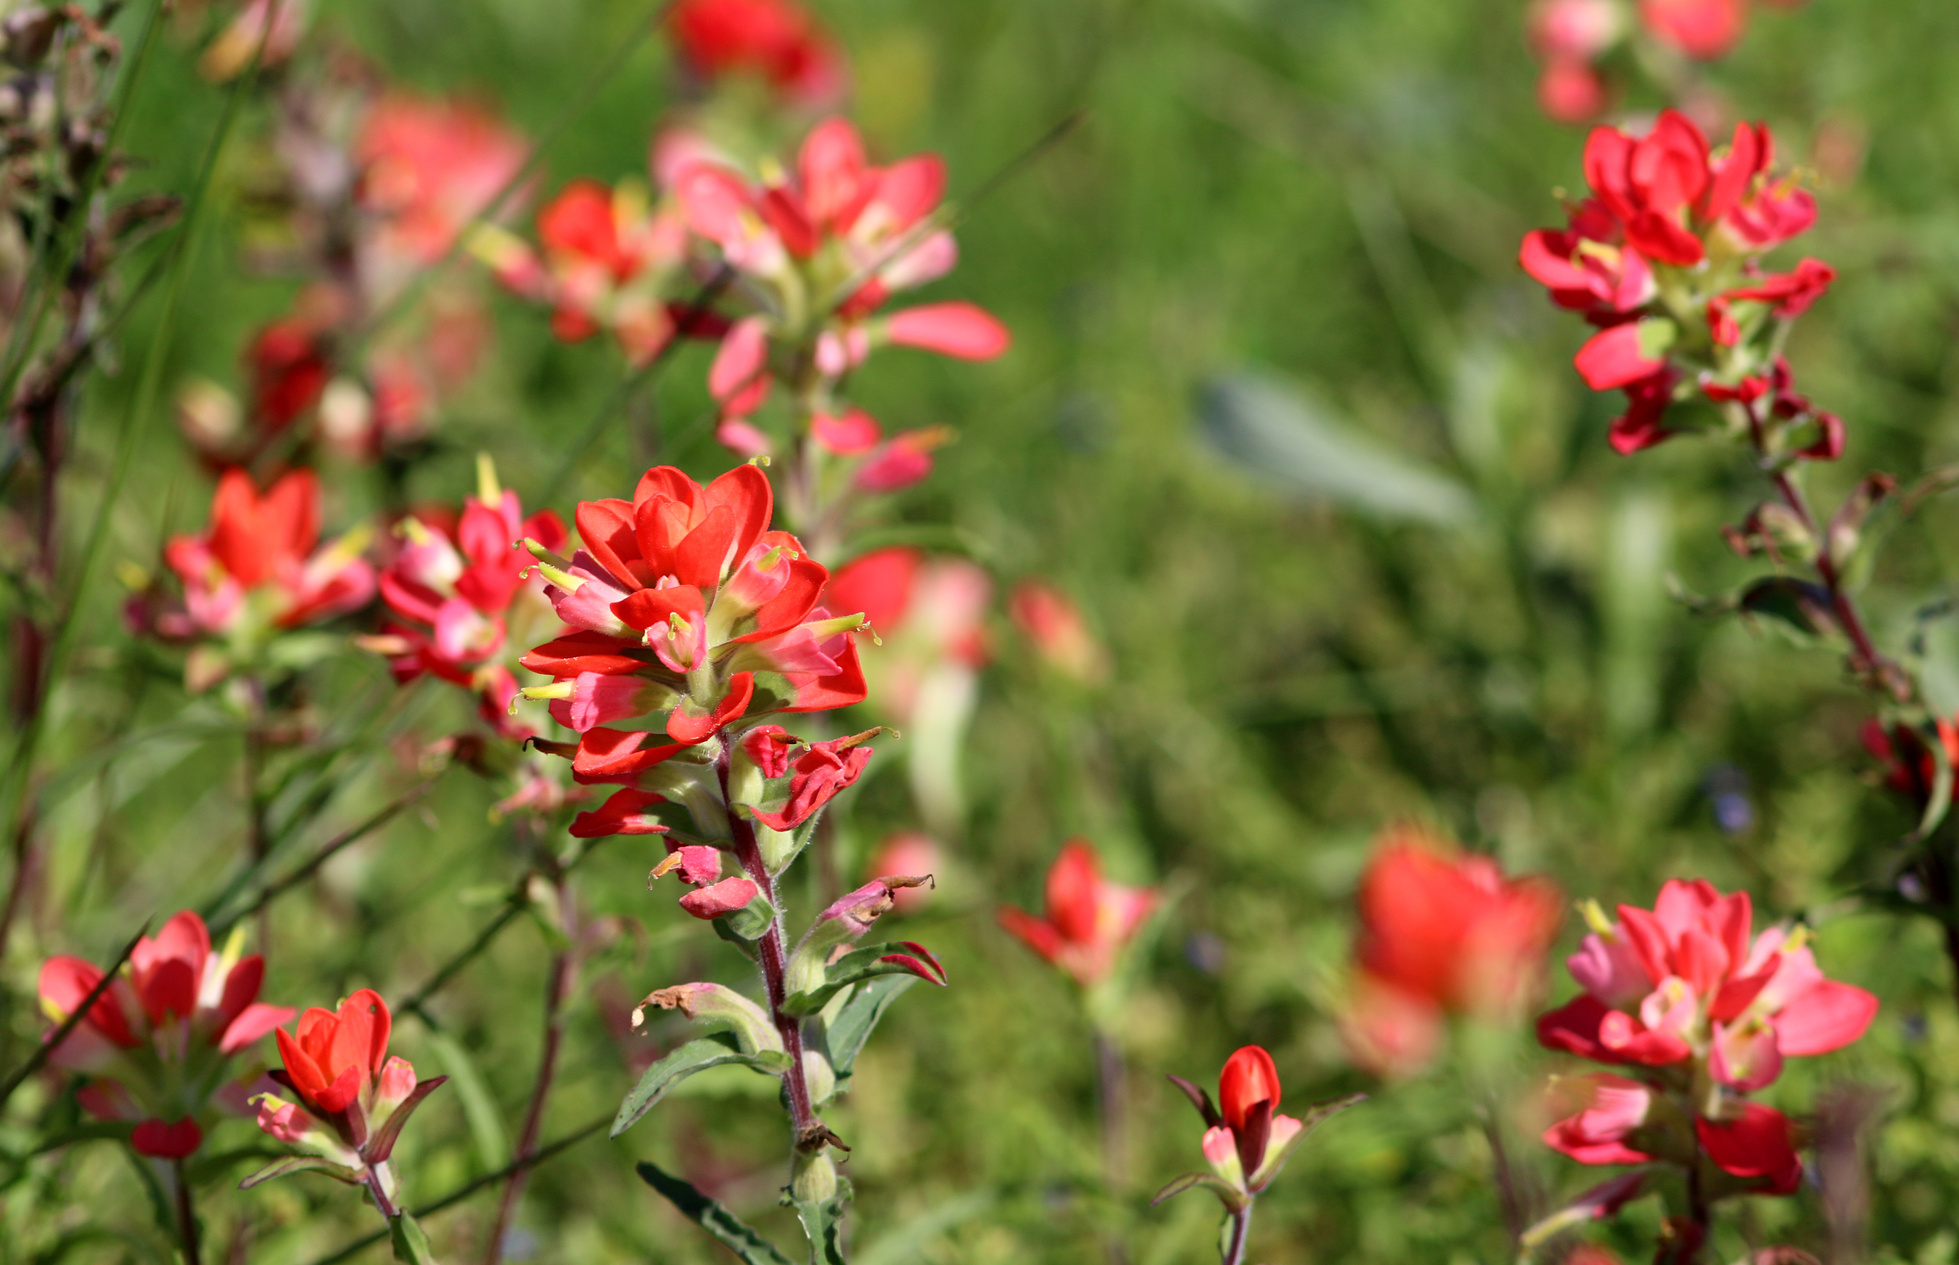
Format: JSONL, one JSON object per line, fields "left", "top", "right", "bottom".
{"left": 15, "top": 0, "right": 1959, "bottom": 1260}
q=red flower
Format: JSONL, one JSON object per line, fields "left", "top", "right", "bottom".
{"left": 1865, "top": 714, "right": 1959, "bottom": 805}
{"left": 826, "top": 548, "right": 992, "bottom": 723}
{"left": 1353, "top": 825, "right": 1564, "bottom": 1020}
{"left": 998, "top": 839, "right": 1156, "bottom": 988}
{"left": 373, "top": 461, "right": 565, "bottom": 732}
{"left": 39, "top": 911, "right": 295, "bottom": 1158}
{"left": 252, "top": 989, "right": 446, "bottom": 1194}
{"left": 1009, "top": 579, "right": 1109, "bottom": 685}
{"left": 1639, "top": 0, "right": 1747, "bottom": 59}
{"left": 733, "top": 725, "right": 878, "bottom": 831}
{"left": 668, "top": 0, "right": 846, "bottom": 107}
{"left": 357, "top": 94, "right": 527, "bottom": 269}
{"left": 1165, "top": 1046, "right": 1324, "bottom": 1198}
{"left": 519, "top": 463, "right": 869, "bottom": 783}
{"left": 1539, "top": 880, "right": 1876, "bottom": 1089}
{"left": 158, "top": 469, "right": 375, "bottom": 642}
{"left": 675, "top": 117, "right": 1008, "bottom": 434}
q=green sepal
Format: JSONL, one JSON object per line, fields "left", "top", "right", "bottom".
{"left": 815, "top": 974, "right": 917, "bottom": 1079}
{"left": 389, "top": 1213, "right": 439, "bottom": 1265}
{"left": 1149, "top": 1171, "right": 1246, "bottom": 1214}
{"left": 612, "top": 1033, "right": 793, "bottom": 1138}
{"left": 636, "top": 1161, "right": 796, "bottom": 1265}
{"left": 781, "top": 942, "right": 945, "bottom": 1017}
{"left": 793, "top": 1191, "right": 853, "bottom": 1265}
{"left": 715, "top": 890, "right": 778, "bottom": 941}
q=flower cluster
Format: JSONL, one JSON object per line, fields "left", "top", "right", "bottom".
{"left": 474, "top": 170, "right": 702, "bottom": 366}
{"left": 1342, "top": 826, "right": 1563, "bottom": 1079}
{"left": 1521, "top": 110, "right": 1835, "bottom": 457}
{"left": 246, "top": 989, "right": 446, "bottom": 1210}
{"left": 144, "top": 468, "right": 375, "bottom": 683}
{"left": 998, "top": 839, "right": 1156, "bottom": 991}
{"left": 38, "top": 912, "right": 293, "bottom": 1158}
{"left": 366, "top": 456, "right": 565, "bottom": 737}
{"left": 1527, "top": 0, "right": 1809, "bottom": 122}
{"left": 676, "top": 116, "right": 1011, "bottom": 459}
{"left": 1537, "top": 880, "right": 1876, "bottom": 1199}
{"left": 668, "top": 0, "right": 845, "bottom": 109}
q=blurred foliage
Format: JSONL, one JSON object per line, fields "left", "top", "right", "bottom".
{"left": 9, "top": 0, "right": 1959, "bottom": 1261}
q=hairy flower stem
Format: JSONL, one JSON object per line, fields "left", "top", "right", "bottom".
{"left": 1221, "top": 1203, "right": 1253, "bottom": 1265}
{"left": 716, "top": 745, "right": 821, "bottom": 1147}
{"left": 365, "top": 1167, "right": 400, "bottom": 1220}
{"left": 174, "top": 1159, "right": 202, "bottom": 1265}
{"left": 481, "top": 875, "right": 577, "bottom": 1265}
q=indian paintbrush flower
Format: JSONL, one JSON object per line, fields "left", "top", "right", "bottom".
{"left": 244, "top": 989, "right": 446, "bottom": 1206}
{"left": 1535, "top": 880, "right": 1876, "bottom": 1199}
{"left": 1341, "top": 824, "right": 1563, "bottom": 1079}
{"left": 38, "top": 911, "right": 295, "bottom": 1158}
{"left": 997, "top": 839, "right": 1156, "bottom": 990}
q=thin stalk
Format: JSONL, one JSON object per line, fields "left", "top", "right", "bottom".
{"left": 365, "top": 1168, "right": 399, "bottom": 1220}
{"left": 716, "top": 746, "right": 819, "bottom": 1145}
{"left": 1221, "top": 1203, "right": 1253, "bottom": 1265}
{"left": 173, "top": 1158, "right": 202, "bottom": 1265}
{"left": 0, "top": 3, "right": 264, "bottom": 857}
{"left": 203, "top": 773, "right": 442, "bottom": 935}
{"left": 303, "top": 1116, "right": 611, "bottom": 1265}
{"left": 480, "top": 881, "right": 578, "bottom": 1265}
{"left": 0, "top": 917, "right": 149, "bottom": 1109}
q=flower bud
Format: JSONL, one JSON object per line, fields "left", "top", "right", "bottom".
{"left": 633, "top": 982, "right": 783, "bottom": 1056}
{"left": 791, "top": 1149, "right": 838, "bottom": 1204}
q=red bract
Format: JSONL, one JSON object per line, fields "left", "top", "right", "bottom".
{"left": 1864, "top": 714, "right": 1959, "bottom": 806}
{"left": 1520, "top": 112, "right": 1829, "bottom": 455}
{"left": 1538, "top": 880, "right": 1876, "bottom": 1088}
{"left": 518, "top": 463, "right": 868, "bottom": 778}
{"left": 157, "top": 469, "right": 375, "bottom": 643}
{"left": 1640, "top": 0, "right": 1747, "bottom": 59}
{"left": 675, "top": 117, "right": 1009, "bottom": 435}
{"left": 477, "top": 177, "right": 699, "bottom": 365}
{"left": 668, "top": 0, "right": 846, "bottom": 107}
{"left": 1164, "top": 1045, "right": 1325, "bottom": 1202}
{"left": 356, "top": 94, "right": 527, "bottom": 272}
{"left": 1009, "top": 579, "right": 1110, "bottom": 685}
{"left": 250, "top": 990, "right": 446, "bottom": 1196}
{"left": 826, "top": 547, "right": 991, "bottom": 721}
{"left": 1343, "top": 826, "right": 1561, "bottom": 1078}
{"left": 998, "top": 839, "right": 1156, "bottom": 989}
{"left": 39, "top": 911, "right": 294, "bottom": 1158}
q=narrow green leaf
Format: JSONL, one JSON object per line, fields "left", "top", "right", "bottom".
{"left": 389, "top": 1213, "right": 438, "bottom": 1265}
{"left": 1737, "top": 576, "right": 1837, "bottom": 641}
{"left": 1196, "top": 373, "right": 1476, "bottom": 526}
{"left": 612, "top": 1034, "right": 791, "bottom": 1138}
{"left": 636, "top": 1162, "right": 796, "bottom": 1265}
{"left": 818, "top": 976, "right": 916, "bottom": 1077}
{"left": 427, "top": 1031, "right": 509, "bottom": 1174}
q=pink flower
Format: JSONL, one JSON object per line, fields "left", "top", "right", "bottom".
{"left": 1639, "top": 0, "right": 1748, "bottom": 59}
{"left": 356, "top": 94, "right": 527, "bottom": 270}
{"left": 157, "top": 469, "right": 375, "bottom": 643}
{"left": 998, "top": 840, "right": 1155, "bottom": 989}
{"left": 668, "top": 0, "right": 847, "bottom": 108}
{"left": 39, "top": 911, "right": 295, "bottom": 1158}
{"left": 1537, "top": 880, "right": 1877, "bottom": 1090}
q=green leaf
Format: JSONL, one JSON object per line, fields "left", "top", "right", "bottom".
{"left": 237, "top": 1154, "right": 344, "bottom": 1190}
{"left": 817, "top": 975, "right": 917, "bottom": 1077}
{"left": 612, "top": 1033, "right": 791, "bottom": 1138}
{"left": 426, "top": 1031, "right": 509, "bottom": 1174}
{"left": 389, "top": 1213, "right": 439, "bottom": 1265}
{"left": 1738, "top": 576, "right": 1837, "bottom": 641}
{"left": 782, "top": 943, "right": 944, "bottom": 1017}
{"left": 636, "top": 1161, "right": 796, "bottom": 1265}
{"left": 1196, "top": 373, "right": 1476, "bottom": 526}
{"left": 794, "top": 1194, "right": 851, "bottom": 1265}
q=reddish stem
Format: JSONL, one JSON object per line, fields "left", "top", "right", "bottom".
{"left": 715, "top": 744, "right": 821, "bottom": 1146}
